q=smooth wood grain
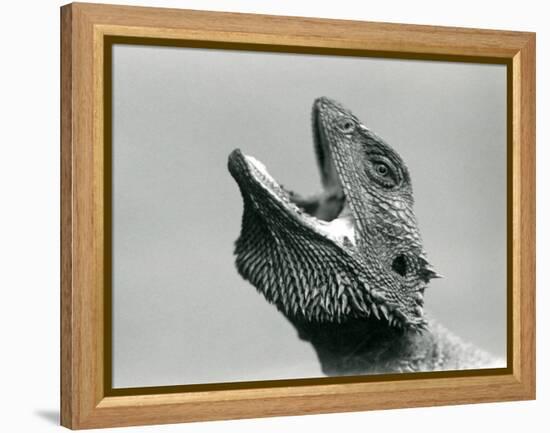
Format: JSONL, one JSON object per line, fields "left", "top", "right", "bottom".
{"left": 60, "top": 2, "right": 536, "bottom": 429}
{"left": 515, "top": 35, "right": 536, "bottom": 394}
{"left": 60, "top": 4, "right": 73, "bottom": 428}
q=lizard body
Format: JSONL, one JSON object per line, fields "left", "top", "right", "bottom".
{"left": 228, "top": 97, "right": 502, "bottom": 375}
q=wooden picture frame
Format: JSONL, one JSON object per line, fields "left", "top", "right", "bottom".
{"left": 60, "top": 2, "right": 535, "bottom": 429}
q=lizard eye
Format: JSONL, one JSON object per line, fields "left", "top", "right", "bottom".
{"left": 337, "top": 118, "right": 355, "bottom": 134}
{"left": 375, "top": 163, "right": 389, "bottom": 176}
{"left": 367, "top": 157, "right": 400, "bottom": 188}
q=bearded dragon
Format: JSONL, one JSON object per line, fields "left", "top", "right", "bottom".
{"left": 227, "top": 97, "right": 502, "bottom": 376}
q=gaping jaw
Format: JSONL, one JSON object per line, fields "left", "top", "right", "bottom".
{"left": 227, "top": 113, "right": 356, "bottom": 249}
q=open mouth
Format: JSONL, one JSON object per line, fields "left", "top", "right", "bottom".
{"left": 230, "top": 108, "right": 356, "bottom": 249}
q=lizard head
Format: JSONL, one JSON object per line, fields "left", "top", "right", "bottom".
{"left": 228, "top": 97, "right": 440, "bottom": 331}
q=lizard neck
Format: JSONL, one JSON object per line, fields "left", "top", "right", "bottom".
{"left": 289, "top": 316, "right": 437, "bottom": 375}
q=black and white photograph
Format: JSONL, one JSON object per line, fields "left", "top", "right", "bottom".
{"left": 111, "top": 44, "right": 507, "bottom": 388}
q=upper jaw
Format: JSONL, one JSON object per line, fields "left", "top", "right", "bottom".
{"left": 312, "top": 97, "right": 345, "bottom": 191}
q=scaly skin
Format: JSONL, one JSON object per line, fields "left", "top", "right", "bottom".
{"left": 227, "top": 97, "right": 502, "bottom": 375}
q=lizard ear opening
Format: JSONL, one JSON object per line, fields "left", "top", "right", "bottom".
{"left": 392, "top": 254, "right": 408, "bottom": 277}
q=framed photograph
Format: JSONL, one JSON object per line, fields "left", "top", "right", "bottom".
{"left": 60, "top": 3, "right": 535, "bottom": 429}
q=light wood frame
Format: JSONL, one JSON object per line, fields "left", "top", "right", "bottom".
{"left": 60, "top": 2, "right": 536, "bottom": 429}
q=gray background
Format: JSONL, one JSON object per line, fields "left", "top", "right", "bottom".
{"left": 112, "top": 44, "right": 506, "bottom": 388}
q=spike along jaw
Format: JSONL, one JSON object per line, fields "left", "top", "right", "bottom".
{"left": 227, "top": 97, "right": 440, "bottom": 330}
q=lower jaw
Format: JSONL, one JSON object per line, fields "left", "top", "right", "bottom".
{"left": 246, "top": 169, "right": 356, "bottom": 246}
